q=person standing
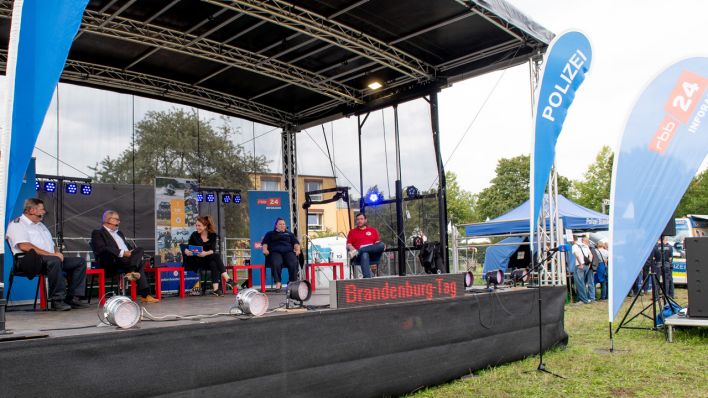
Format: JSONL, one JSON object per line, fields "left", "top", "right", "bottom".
{"left": 653, "top": 237, "right": 674, "bottom": 298}
{"left": 571, "top": 235, "right": 592, "bottom": 304}
{"left": 91, "top": 210, "right": 159, "bottom": 303}
{"left": 6, "top": 198, "right": 88, "bottom": 311}
{"left": 346, "top": 213, "right": 385, "bottom": 278}
{"left": 595, "top": 241, "right": 609, "bottom": 301}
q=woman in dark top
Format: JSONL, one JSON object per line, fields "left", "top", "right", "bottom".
{"left": 183, "top": 215, "right": 236, "bottom": 296}
{"left": 261, "top": 217, "right": 301, "bottom": 290}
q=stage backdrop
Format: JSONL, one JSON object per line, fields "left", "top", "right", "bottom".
{"left": 248, "top": 190, "right": 290, "bottom": 285}
{"left": 609, "top": 57, "right": 708, "bottom": 322}
{"left": 530, "top": 31, "right": 592, "bottom": 249}
{"left": 155, "top": 177, "right": 199, "bottom": 292}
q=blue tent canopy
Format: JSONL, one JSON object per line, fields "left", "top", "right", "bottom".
{"left": 482, "top": 236, "right": 527, "bottom": 273}
{"left": 466, "top": 195, "right": 608, "bottom": 237}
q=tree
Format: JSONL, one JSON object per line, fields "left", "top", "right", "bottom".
{"left": 676, "top": 169, "right": 708, "bottom": 216}
{"left": 573, "top": 146, "right": 613, "bottom": 212}
{"left": 91, "top": 108, "right": 268, "bottom": 237}
{"left": 445, "top": 171, "right": 475, "bottom": 225}
{"left": 471, "top": 154, "right": 573, "bottom": 222}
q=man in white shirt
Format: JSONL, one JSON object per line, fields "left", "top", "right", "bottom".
{"left": 571, "top": 235, "right": 593, "bottom": 304}
{"left": 6, "top": 198, "right": 87, "bottom": 311}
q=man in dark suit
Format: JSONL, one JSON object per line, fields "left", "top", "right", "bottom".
{"left": 91, "top": 210, "right": 159, "bottom": 303}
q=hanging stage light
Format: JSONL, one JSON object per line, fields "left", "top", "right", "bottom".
{"left": 44, "top": 181, "right": 57, "bottom": 193}
{"left": 485, "top": 269, "right": 504, "bottom": 289}
{"left": 98, "top": 295, "right": 141, "bottom": 329}
{"left": 511, "top": 268, "right": 530, "bottom": 286}
{"left": 464, "top": 271, "right": 475, "bottom": 288}
{"left": 233, "top": 288, "right": 269, "bottom": 316}
{"left": 196, "top": 192, "right": 204, "bottom": 202}
{"left": 65, "top": 182, "right": 78, "bottom": 194}
{"left": 286, "top": 280, "right": 312, "bottom": 308}
{"left": 81, "top": 183, "right": 92, "bottom": 195}
{"left": 405, "top": 185, "right": 419, "bottom": 199}
{"left": 35, "top": 181, "right": 40, "bottom": 191}
{"left": 233, "top": 192, "right": 241, "bottom": 204}
{"left": 222, "top": 193, "right": 231, "bottom": 204}
{"left": 205, "top": 193, "right": 216, "bottom": 203}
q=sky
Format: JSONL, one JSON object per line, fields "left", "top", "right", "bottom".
{"left": 3, "top": 0, "right": 708, "bottom": 199}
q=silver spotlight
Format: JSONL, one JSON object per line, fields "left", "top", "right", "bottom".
{"left": 234, "top": 288, "right": 269, "bottom": 316}
{"left": 98, "top": 295, "right": 141, "bottom": 329}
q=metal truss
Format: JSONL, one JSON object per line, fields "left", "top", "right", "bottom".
{"left": 281, "top": 127, "right": 299, "bottom": 237}
{"left": 2, "top": 49, "right": 289, "bottom": 127}
{"left": 204, "top": 0, "right": 435, "bottom": 81}
{"left": 77, "top": 8, "right": 363, "bottom": 104}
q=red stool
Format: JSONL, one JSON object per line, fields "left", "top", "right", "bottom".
{"left": 307, "top": 262, "right": 344, "bottom": 292}
{"left": 86, "top": 268, "right": 106, "bottom": 305}
{"left": 225, "top": 264, "right": 266, "bottom": 294}
{"left": 146, "top": 266, "right": 185, "bottom": 300}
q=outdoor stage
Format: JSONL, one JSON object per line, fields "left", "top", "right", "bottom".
{"left": 0, "top": 286, "right": 567, "bottom": 397}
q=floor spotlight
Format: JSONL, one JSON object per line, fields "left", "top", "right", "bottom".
{"left": 464, "top": 271, "right": 475, "bottom": 288}
{"left": 485, "top": 269, "right": 504, "bottom": 289}
{"left": 98, "top": 295, "right": 141, "bottom": 329}
{"left": 286, "top": 280, "right": 312, "bottom": 308}
{"left": 81, "top": 183, "right": 92, "bottom": 195}
{"left": 511, "top": 268, "right": 530, "bottom": 286}
{"left": 233, "top": 288, "right": 269, "bottom": 316}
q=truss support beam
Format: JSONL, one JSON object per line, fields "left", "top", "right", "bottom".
{"left": 205, "top": 0, "right": 435, "bottom": 80}
{"left": 282, "top": 126, "right": 300, "bottom": 237}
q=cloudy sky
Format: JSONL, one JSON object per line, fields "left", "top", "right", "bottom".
{"left": 3, "top": 0, "right": 708, "bottom": 199}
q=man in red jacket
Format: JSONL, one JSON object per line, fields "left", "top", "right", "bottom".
{"left": 347, "top": 213, "right": 385, "bottom": 278}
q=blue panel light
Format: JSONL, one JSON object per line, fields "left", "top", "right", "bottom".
{"left": 66, "top": 182, "right": 78, "bottom": 194}
{"left": 205, "top": 193, "right": 216, "bottom": 203}
{"left": 81, "top": 184, "right": 92, "bottom": 195}
{"left": 222, "top": 193, "right": 231, "bottom": 204}
{"left": 44, "top": 181, "right": 57, "bottom": 193}
{"left": 196, "top": 192, "right": 204, "bottom": 202}
{"left": 233, "top": 193, "right": 241, "bottom": 204}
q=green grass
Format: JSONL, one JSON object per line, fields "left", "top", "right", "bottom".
{"left": 409, "top": 288, "right": 708, "bottom": 398}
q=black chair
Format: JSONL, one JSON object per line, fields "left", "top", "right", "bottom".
{"left": 88, "top": 240, "right": 132, "bottom": 297}
{"left": 5, "top": 250, "right": 47, "bottom": 311}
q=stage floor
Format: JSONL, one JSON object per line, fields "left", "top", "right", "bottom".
{"left": 2, "top": 290, "right": 330, "bottom": 340}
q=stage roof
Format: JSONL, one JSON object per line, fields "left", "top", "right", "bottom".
{"left": 0, "top": 0, "right": 552, "bottom": 128}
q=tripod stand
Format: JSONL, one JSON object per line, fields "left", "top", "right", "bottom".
{"left": 615, "top": 237, "right": 680, "bottom": 332}
{"left": 525, "top": 248, "right": 565, "bottom": 379}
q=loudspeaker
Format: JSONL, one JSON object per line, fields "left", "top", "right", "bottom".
{"left": 686, "top": 237, "right": 708, "bottom": 318}
{"left": 662, "top": 217, "right": 676, "bottom": 237}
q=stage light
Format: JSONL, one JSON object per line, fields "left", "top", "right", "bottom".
{"left": 511, "top": 268, "right": 530, "bottom": 285}
{"left": 367, "top": 81, "right": 382, "bottom": 90}
{"left": 464, "top": 271, "right": 475, "bottom": 288}
{"left": 44, "top": 181, "right": 56, "bottom": 193}
{"left": 233, "top": 288, "right": 269, "bottom": 316}
{"left": 98, "top": 295, "right": 141, "bottom": 329}
{"left": 406, "top": 185, "right": 419, "bottom": 199}
{"left": 35, "top": 181, "right": 40, "bottom": 191}
{"left": 485, "top": 269, "right": 504, "bottom": 289}
{"left": 206, "top": 193, "right": 216, "bottom": 203}
{"left": 65, "top": 182, "right": 78, "bottom": 194}
{"left": 233, "top": 192, "right": 241, "bottom": 204}
{"left": 368, "top": 192, "right": 379, "bottom": 202}
{"left": 81, "top": 184, "right": 92, "bottom": 195}
{"left": 286, "top": 280, "right": 312, "bottom": 308}
{"left": 222, "top": 193, "right": 231, "bottom": 204}
{"left": 196, "top": 192, "right": 204, "bottom": 202}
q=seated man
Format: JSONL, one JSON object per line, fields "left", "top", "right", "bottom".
{"left": 91, "top": 210, "right": 159, "bottom": 303}
{"left": 347, "top": 213, "right": 385, "bottom": 278}
{"left": 6, "top": 198, "right": 88, "bottom": 311}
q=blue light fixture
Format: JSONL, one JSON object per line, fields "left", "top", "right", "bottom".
{"left": 196, "top": 192, "right": 204, "bottom": 202}
{"left": 81, "top": 184, "right": 92, "bottom": 195}
{"left": 206, "top": 193, "right": 216, "bottom": 203}
{"left": 35, "top": 181, "right": 40, "bottom": 191}
{"left": 66, "top": 182, "right": 78, "bottom": 194}
{"left": 44, "top": 181, "right": 57, "bottom": 193}
{"left": 233, "top": 193, "right": 241, "bottom": 204}
{"left": 405, "top": 185, "right": 419, "bottom": 199}
{"left": 222, "top": 193, "right": 231, "bottom": 204}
